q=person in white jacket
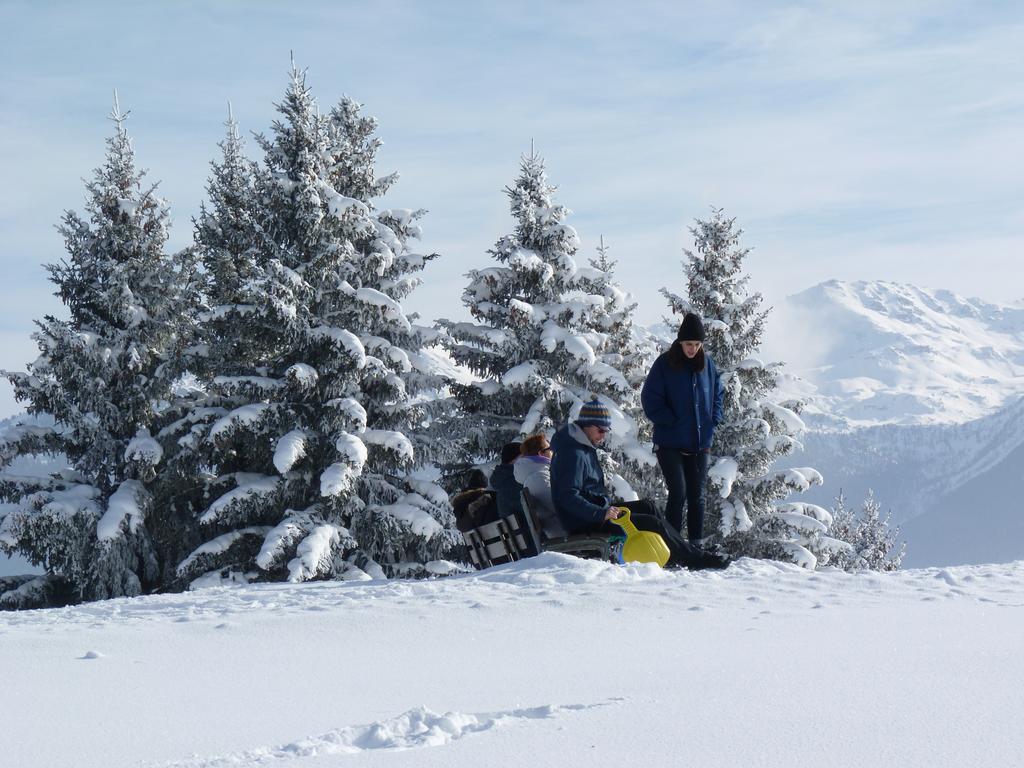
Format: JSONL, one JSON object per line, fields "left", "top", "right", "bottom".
{"left": 513, "top": 434, "right": 567, "bottom": 539}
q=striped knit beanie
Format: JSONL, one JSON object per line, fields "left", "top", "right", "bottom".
{"left": 576, "top": 398, "right": 612, "bottom": 430}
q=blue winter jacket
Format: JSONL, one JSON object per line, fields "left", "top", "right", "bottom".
{"left": 641, "top": 353, "right": 724, "bottom": 452}
{"left": 489, "top": 462, "right": 524, "bottom": 518}
{"left": 549, "top": 422, "right": 612, "bottom": 533}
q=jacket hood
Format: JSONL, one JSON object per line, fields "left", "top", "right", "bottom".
{"left": 568, "top": 421, "right": 596, "bottom": 449}
{"left": 551, "top": 421, "right": 599, "bottom": 453}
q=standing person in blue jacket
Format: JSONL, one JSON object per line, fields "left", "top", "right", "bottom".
{"left": 549, "top": 398, "right": 728, "bottom": 569}
{"left": 641, "top": 313, "right": 724, "bottom": 545}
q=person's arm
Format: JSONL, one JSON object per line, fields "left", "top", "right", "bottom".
{"left": 641, "top": 357, "right": 677, "bottom": 426}
{"left": 550, "top": 449, "right": 608, "bottom": 527}
{"left": 711, "top": 359, "right": 725, "bottom": 427}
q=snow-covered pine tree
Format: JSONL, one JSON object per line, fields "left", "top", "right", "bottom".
{"left": 0, "top": 97, "right": 199, "bottom": 602}
{"left": 585, "top": 237, "right": 662, "bottom": 500}
{"left": 436, "top": 152, "right": 646, "bottom": 498}
{"left": 150, "top": 106, "right": 266, "bottom": 588}
{"left": 827, "top": 490, "right": 904, "bottom": 571}
{"left": 171, "top": 66, "right": 459, "bottom": 587}
{"left": 662, "top": 209, "right": 839, "bottom": 567}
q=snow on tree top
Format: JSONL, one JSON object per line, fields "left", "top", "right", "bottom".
{"left": 285, "top": 364, "right": 319, "bottom": 387}
{"left": 354, "top": 288, "right": 411, "bottom": 331}
{"left": 320, "top": 463, "right": 359, "bottom": 497}
{"left": 372, "top": 219, "right": 403, "bottom": 254}
{"left": 774, "top": 502, "right": 833, "bottom": 525}
{"left": 404, "top": 478, "right": 450, "bottom": 508}
{"left": 288, "top": 523, "right": 345, "bottom": 582}
{"left": 380, "top": 208, "right": 415, "bottom": 226}
{"left": 335, "top": 431, "right": 369, "bottom": 467}
{"left": 502, "top": 361, "right": 541, "bottom": 387}
{"left": 776, "top": 467, "right": 824, "bottom": 492}
{"left": 124, "top": 431, "right": 163, "bottom": 467}
{"left": 273, "top": 430, "right": 307, "bottom": 475}
{"left": 326, "top": 398, "right": 368, "bottom": 429}
{"left": 474, "top": 380, "right": 501, "bottom": 396}
{"left": 508, "top": 248, "right": 555, "bottom": 281}
{"left": 177, "top": 526, "right": 272, "bottom": 576}
{"left": 540, "top": 322, "right": 596, "bottom": 364}
{"left": 361, "top": 336, "right": 412, "bottom": 373}
{"left": 209, "top": 403, "right": 272, "bottom": 441}
{"left": 96, "top": 480, "right": 147, "bottom": 541}
{"left": 213, "top": 375, "right": 284, "bottom": 392}
{"left": 581, "top": 361, "right": 630, "bottom": 392}
{"left": 771, "top": 510, "right": 828, "bottom": 535}
{"left": 571, "top": 266, "right": 609, "bottom": 284}
{"left": 508, "top": 299, "right": 541, "bottom": 322}
{"left": 317, "top": 180, "right": 370, "bottom": 220}
{"left": 443, "top": 323, "right": 510, "bottom": 348}
{"left": 708, "top": 457, "right": 739, "bottom": 498}
{"left": 309, "top": 326, "right": 367, "bottom": 368}
{"left": 763, "top": 402, "right": 806, "bottom": 434}
{"left": 377, "top": 498, "right": 443, "bottom": 538}
{"left": 200, "top": 475, "right": 280, "bottom": 525}
{"left": 32, "top": 485, "right": 102, "bottom": 523}
{"left": 361, "top": 429, "right": 414, "bottom": 461}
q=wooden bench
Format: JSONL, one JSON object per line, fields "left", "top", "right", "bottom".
{"left": 460, "top": 488, "right": 621, "bottom": 569}
{"left": 522, "top": 488, "right": 617, "bottom": 562}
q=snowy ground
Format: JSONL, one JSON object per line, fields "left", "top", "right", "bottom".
{"left": 2, "top": 553, "right": 1022, "bottom": 768}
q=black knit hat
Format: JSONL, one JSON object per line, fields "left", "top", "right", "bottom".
{"left": 500, "top": 442, "right": 522, "bottom": 464}
{"left": 678, "top": 313, "right": 705, "bottom": 342}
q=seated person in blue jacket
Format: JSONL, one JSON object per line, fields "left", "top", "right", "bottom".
{"left": 549, "top": 398, "right": 729, "bottom": 570}
{"left": 489, "top": 441, "right": 525, "bottom": 519}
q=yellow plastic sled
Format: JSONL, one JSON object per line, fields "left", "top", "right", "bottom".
{"left": 610, "top": 507, "right": 670, "bottom": 568}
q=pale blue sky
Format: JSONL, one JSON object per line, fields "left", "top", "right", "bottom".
{"left": 1, "top": 2, "right": 1022, "bottom": 575}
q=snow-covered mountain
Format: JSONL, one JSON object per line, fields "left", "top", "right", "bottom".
{"left": 768, "top": 280, "right": 1024, "bottom": 429}
{"left": 764, "top": 281, "right": 1024, "bottom": 567}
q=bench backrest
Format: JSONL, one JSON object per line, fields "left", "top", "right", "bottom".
{"left": 461, "top": 511, "right": 534, "bottom": 569}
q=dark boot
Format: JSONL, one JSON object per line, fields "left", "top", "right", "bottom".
{"left": 691, "top": 550, "right": 730, "bottom": 570}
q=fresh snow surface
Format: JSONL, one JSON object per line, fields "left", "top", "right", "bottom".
{"left": 2, "top": 554, "right": 1021, "bottom": 768}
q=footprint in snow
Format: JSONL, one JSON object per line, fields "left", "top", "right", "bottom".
{"left": 160, "top": 699, "right": 623, "bottom": 766}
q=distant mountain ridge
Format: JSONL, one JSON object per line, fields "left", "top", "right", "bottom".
{"left": 778, "top": 280, "right": 1024, "bottom": 429}
{"left": 763, "top": 280, "right": 1024, "bottom": 567}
